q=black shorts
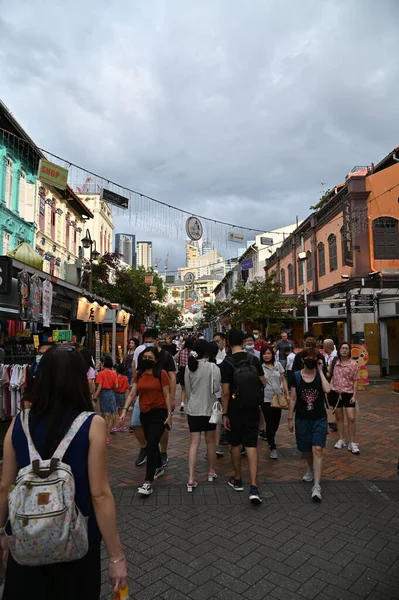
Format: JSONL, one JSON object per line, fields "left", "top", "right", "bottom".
{"left": 226, "top": 404, "right": 259, "bottom": 448}
{"left": 329, "top": 390, "right": 355, "bottom": 409}
{"left": 187, "top": 415, "right": 217, "bottom": 433}
{"left": 178, "top": 366, "right": 186, "bottom": 388}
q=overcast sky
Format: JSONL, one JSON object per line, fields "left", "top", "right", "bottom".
{"left": 1, "top": 0, "right": 399, "bottom": 271}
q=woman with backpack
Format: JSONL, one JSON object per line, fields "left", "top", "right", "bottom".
{"left": 261, "top": 347, "right": 290, "bottom": 460}
{"left": 0, "top": 346, "right": 127, "bottom": 599}
{"left": 328, "top": 342, "right": 360, "bottom": 454}
{"left": 119, "top": 347, "right": 172, "bottom": 496}
{"left": 185, "top": 340, "right": 221, "bottom": 492}
{"left": 288, "top": 347, "right": 331, "bottom": 503}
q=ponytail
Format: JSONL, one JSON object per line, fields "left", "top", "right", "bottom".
{"left": 187, "top": 339, "right": 209, "bottom": 372}
{"left": 188, "top": 355, "right": 199, "bottom": 372}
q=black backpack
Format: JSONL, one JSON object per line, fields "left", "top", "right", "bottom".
{"left": 226, "top": 354, "right": 262, "bottom": 409}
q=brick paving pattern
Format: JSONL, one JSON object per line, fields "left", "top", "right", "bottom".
{"left": 101, "top": 387, "right": 399, "bottom": 599}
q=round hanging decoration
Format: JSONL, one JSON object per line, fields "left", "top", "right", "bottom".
{"left": 184, "top": 272, "right": 196, "bottom": 285}
{"left": 185, "top": 216, "right": 203, "bottom": 241}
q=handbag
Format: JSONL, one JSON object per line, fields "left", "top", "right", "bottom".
{"left": 209, "top": 401, "right": 223, "bottom": 424}
{"left": 265, "top": 366, "right": 289, "bottom": 410}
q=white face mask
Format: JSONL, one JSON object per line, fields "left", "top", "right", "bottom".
{"left": 253, "top": 334, "right": 259, "bottom": 340}
{"left": 245, "top": 344, "right": 255, "bottom": 351}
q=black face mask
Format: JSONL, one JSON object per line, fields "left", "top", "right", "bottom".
{"left": 304, "top": 359, "right": 317, "bottom": 370}
{"left": 142, "top": 359, "right": 155, "bottom": 370}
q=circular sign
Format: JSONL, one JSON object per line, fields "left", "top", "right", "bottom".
{"left": 185, "top": 216, "right": 203, "bottom": 241}
{"left": 184, "top": 272, "right": 195, "bottom": 285}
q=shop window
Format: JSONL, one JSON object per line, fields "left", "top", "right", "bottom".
{"left": 328, "top": 234, "right": 338, "bottom": 271}
{"left": 298, "top": 259, "right": 303, "bottom": 286}
{"left": 306, "top": 251, "right": 312, "bottom": 281}
{"left": 280, "top": 268, "right": 286, "bottom": 293}
{"left": 373, "top": 217, "right": 399, "bottom": 259}
{"left": 288, "top": 263, "right": 293, "bottom": 290}
{"left": 2, "top": 232, "right": 11, "bottom": 255}
{"left": 5, "top": 157, "right": 13, "bottom": 209}
{"left": 49, "top": 259, "right": 55, "bottom": 277}
{"left": 318, "top": 242, "right": 325, "bottom": 277}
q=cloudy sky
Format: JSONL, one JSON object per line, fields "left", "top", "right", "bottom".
{"left": 1, "top": 0, "right": 398, "bottom": 271}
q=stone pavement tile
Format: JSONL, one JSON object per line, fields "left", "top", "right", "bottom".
{"left": 162, "top": 572, "right": 196, "bottom": 595}
{"left": 290, "top": 563, "right": 319, "bottom": 584}
{"left": 243, "top": 579, "right": 275, "bottom": 600}
{"left": 374, "top": 581, "right": 399, "bottom": 599}
{"left": 284, "top": 550, "right": 312, "bottom": 569}
{"left": 263, "top": 570, "right": 301, "bottom": 592}
{"left": 161, "top": 590, "right": 189, "bottom": 600}
{"left": 189, "top": 565, "right": 221, "bottom": 586}
{"left": 296, "top": 578, "right": 328, "bottom": 599}
{"left": 135, "top": 580, "right": 170, "bottom": 600}
{"left": 189, "top": 581, "right": 223, "bottom": 600}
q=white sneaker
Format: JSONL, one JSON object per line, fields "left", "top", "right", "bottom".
{"left": 312, "top": 484, "right": 322, "bottom": 503}
{"left": 269, "top": 449, "right": 278, "bottom": 460}
{"left": 138, "top": 482, "right": 153, "bottom": 496}
{"left": 303, "top": 468, "right": 314, "bottom": 483}
{"left": 334, "top": 439, "right": 346, "bottom": 449}
{"left": 348, "top": 442, "right": 360, "bottom": 454}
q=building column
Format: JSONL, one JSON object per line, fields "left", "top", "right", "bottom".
{"left": 12, "top": 160, "right": 21, "bottom": 215}
{"left": 0, "top": 149, "right": 6, "bottom": 204}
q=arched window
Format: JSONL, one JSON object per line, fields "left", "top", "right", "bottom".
{"left": 280, "top": 268, "right": 286, "bottom": 293}
{"left": 298, "top": 259, "right": 303, "bottom": 286}
{"left": 288, "top": 264, "right": 293, "bottom": 290}
{"left": 328, "top": 234, "right": 338, "bottom": 271}
{"left": 5, "top": 156, "right": 13, "bottom": 209}
{"left": 318, "top": 242, "right": 325, "bottom": 277}
{"left": 306, "top": 251, "right": 312, "bottom": 282}
{"left": 373, "top": 217, "right": 399, "bottom": 259}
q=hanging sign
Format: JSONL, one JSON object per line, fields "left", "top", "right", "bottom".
{"left": 38, "top": 159, "right": 68, "bottom": 190}
{"left": 101, "top": 188, "right": 129, "bottom": 209}
{"left": 186, "top": 217, "right": 203, "bottom": 241}
{"left": 95, "top": 331, "right": 101, "bottom": 370}
{"left": 150, "top": 285, "right": 157, "bottom": 293}
{"left": 42, "top": 280, "right": 53, "bottom": 328}
{"left": 144, "top": 275, "right": 153, "bottom": 284}
{"left": 228, "top": 232, "right": 245, "bottom": 243}
{"left": 240, "top": 258, "right": 254, "bottom": 270}
{"left": 184, "top": 272, "right": 195, "bottom": 285}
{"left": 172, "top": 290, "right": 180, "bottom": 297}
{"left": 342, "top": 199, "right": 353, "bottom": 267}
{"left": 117, "top": 309, "right": 130, "bottom": 326}
{"left": 76, "top": 299, "right": 107, "bottom": 323}
{"left": 52, "top": 329, "right": 73, "bottom": 342}
{"left": 33, "top": 335, "right": 40, "bottom": 350}
{"left": 260, "top": 237, "right": 273, "bottom": 246}
{"left": 18, "top": 270, "right": 30, "bottom": 321}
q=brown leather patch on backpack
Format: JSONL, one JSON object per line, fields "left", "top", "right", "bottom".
{"left": 37, "top": 493, "right": 50, "bottom": 506}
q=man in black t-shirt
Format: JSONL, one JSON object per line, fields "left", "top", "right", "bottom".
{"left": 220, "top": 329, "right": 265, "bottom": 504}
{"left": 276, "top": 331, "right": 294, "bottom": 370}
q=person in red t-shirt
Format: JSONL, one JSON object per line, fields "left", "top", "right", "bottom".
{"left": 253, "top": 328, "right": 265, "bottom": 353}
{"left": 120, "top": 348, "right": 172, "bottom": 496}
{"left": 93, "top": 355, "right": 118, "bottom": 444}
{"left": 115, "top": 364, "right": 130, "bottom": 432}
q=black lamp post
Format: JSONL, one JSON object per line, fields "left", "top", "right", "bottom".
{"left": 81, "top": 230, "right": 100, "bottom": 350}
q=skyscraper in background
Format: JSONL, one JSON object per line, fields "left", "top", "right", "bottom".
{"left": 136, "top": 241, "right": 153, "bottom": 269}
{"left": 115, "top": 233, "right": 136, "bottom": 266}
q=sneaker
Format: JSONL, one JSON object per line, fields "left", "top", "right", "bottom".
{"left": 138, "top": 482, "right": 153, "bottom": 496}
{"left": 216, "top": 446, "right": 224, "bottom": 457}
{"left": 180, "top": 404, "right": 184, "bottom": 412}
{"left": 302, "top": 468, "right": 314, "bottom": 483}
{"left": 258, "top": 430, "right": 267, "bottom": 440}
{"left": 329, "top": 423, "right": 338, "bottom": 432}
{"left": 154, "top": 467, "right": 165, "bottom": 480}
{"left": 208, "top": 473, "right": 218, "bottom": 482}
{"left": 249, "top": 485, "right": 262, "bottom": 504}
{"left": 135, "top": 448, "right": 148, "bottom": 467}
{"left": 348, "top": 442, "right": 360, "bottom": 454}
{"left": 269, "top": 449, "right": 278, "bottom": 460}
{"left": 187, "top": 481, "right": 198, "bottom": 493}
{"left": 161, "top": 452, "right": 169, "bottom": 467}
{"left": 129, "top": 425, "right": 134, "bottom": 432}
{"left": 311, "top": 483, "right": 322, "bottom": 503}
{"left": 227, "top": 476, "right": 244, "bottom": 491}
{"left": 334, "top": 439, "right": 346, "bottom": 449}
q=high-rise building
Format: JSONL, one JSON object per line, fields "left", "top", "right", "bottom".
{"left": 136, "top": 241, "right": 153, "bottom": 269}
{"left": 201, "top": 239, "right": 213, "bottom": 255}
{"left": 115, "top": 233, "right": 136, "bottom": 266}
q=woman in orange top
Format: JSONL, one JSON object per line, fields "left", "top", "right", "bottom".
{"left": 120, "top": 348, "right": 172, "bottom": 496}
{"left": 94, "top": 355, "right": 118, "bottom": 445}
{"left": 115, "top": 364, "right": 130, "bottom": 433}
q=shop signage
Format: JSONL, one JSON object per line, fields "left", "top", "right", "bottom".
{"left": 38, "top": 159, "right": 68, "bottom": 190}
{"left": 0, "top": 256, "right": 12, "bottom": 294}
{"left": 184, "top": 272, "right": 195, "bottom": 285}
{"left": 117, "top": 309, "right": 130, "bottom": 326}
{"left": 149, "top": 286, "right": 157, "bottom": 293}
{"left": 260, "top": 237, "right": 273, "bottom": 246}
{"left": 337, "top": 308, "right": 346, "bottom": 315}
{"left": 172, "top": 290, "right": 180, "bottom": 297}
{"left": 76, "top": 299, "right": 107, "bottom": 323}
{"left": 144, "top": 275, "right": 153, "bottom": 284}
{"left": 351, "top": 294, "right": 374, "bottom": 301}
{"left": 165, "top": 275, "right": 175, "bottom": 284}
{"left": 228, "top": 232, "right": 244, "bottom": 243}
{"left": 342, "top": 198, "right": 353, "bottom": 267}
{"left": 350, "top": 307, "right": 375, "bottom": 314}
{"left": 101, "top": 188, "right": 129, "bottom": 209}
{"left": 52, "top": 329, "right": 72, "bottom": 342}
{"left": 185, "top": 217, "right": 203, "bottom": 241}
{"left": 95, "top": 331, "right": 101, "bottom": 369}
{"left": 42, "top": 280, "right": 53, "bottom": 328}
{"left": 240, "top": 258, "right": 254, "bottom": 270}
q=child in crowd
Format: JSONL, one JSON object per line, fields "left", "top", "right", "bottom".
{"left": 115, "top": 363, "right": 130, "bottom": 432}
{"left": 94, "top": 355, "right": 118, "bottom": 445}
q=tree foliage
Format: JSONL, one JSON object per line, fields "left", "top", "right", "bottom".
{"left": 87, "top": 253, "right": 166, "bottom": 327}
{"left": 155, "top": 304, "right": 183, "bottom": 331}
{"left": 197, "top": 301, "right": 229, "bottom": 330}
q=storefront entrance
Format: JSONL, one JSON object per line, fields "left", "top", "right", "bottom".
{"left": 387, "top": 318, "right": 399, "bottom": 375}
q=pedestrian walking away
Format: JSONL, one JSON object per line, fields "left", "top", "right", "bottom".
{"left": 93, "top": 355, "right": 118, "bottom": 445}
{"left": 0, "top": 346, "right": 127, "bottom": 600}
{"left": 185, "top": 340, "right": 221, "bottom": 491}
{"left": 261, "top": 347, "right": 290, "bottom": 459}
{"left": 176, "top": 337, "right": 194, "bottom": 412}
{"left": 220, "top": 328, "right": 266, "bottom": 505}
{"left": 120, "top": 347, "right": 173, "bottom": 496}
{"left": 323, "top": 338, "right": 338, "bottom": 432}
{"left": 288, "top": 347, "right": 331, "bottom": 503}
{"left": 328, "top": 342, "right": 360, "bottom": 454}
{"left": 213, "top": 333, "right": 228, "bottom": 452}
{"left": 115, "top": 364, "right": 130, "bottom": 432}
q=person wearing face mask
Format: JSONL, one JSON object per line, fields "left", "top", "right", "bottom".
{"left": 212, "top": 333, "right": 228, "bottom": 452}
{"left": 288, "top": 348, "right": 330, "bottom": 503}
{"left": 120, "top": 347, "right": 172, "bottom": 496}
{"left": 291, "top": 332, "right": 327, "bottom": 376}
{"left": 252, "top": 329, "right": 263, "bottom": 353}
{"left": 243, "top": 333, "right": 260, "bottom": 359}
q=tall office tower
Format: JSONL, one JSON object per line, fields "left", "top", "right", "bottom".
{"left": 136, "top": 241, "right": 153, "bottom": 269}
{"left": 115, "top": 233, "right": 136, "bottom": 266}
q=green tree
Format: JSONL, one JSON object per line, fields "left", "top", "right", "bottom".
{"left": 196, "top": 301, "right": 229, "bottom": 330}
{"left": 155, "top": 305, "right": 183, "bottom": 331}
{"left": 230, "top": 275, "right": 297, "bottom": 336}
{"left": 89, "top": 252, "right": 166, "bottom": 327}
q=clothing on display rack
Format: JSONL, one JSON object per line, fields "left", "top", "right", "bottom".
{"left": 0, "top": 363, "right": 31, "bottom": 418}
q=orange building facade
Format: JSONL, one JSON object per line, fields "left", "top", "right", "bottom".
{"left": 265, "top": 148, "right": 399, "bottom": 376}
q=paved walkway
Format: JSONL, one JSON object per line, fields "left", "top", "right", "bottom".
{"left": 102, "top": 387, "right": 399, "bottom": 599}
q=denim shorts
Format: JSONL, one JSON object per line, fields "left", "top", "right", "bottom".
{"left": 295, "top": 417, "right": 328, "bottom": 452}
{"left": 100, "top": 389, "right": 116, "bottom": 415}
{"left": 130, "top": 399, "right": 142, "bottom": 427}
{"left": 115, "top": 392, "right": 126, "bottom": 409}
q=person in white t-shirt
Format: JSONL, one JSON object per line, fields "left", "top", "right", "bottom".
{"left": 212, "top": 333, "right": 228, "bottom": 454}
{"left": 323, "top": 339, "right": 338, "bottom": 432}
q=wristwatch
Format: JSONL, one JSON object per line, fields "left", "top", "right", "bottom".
{"left": 168, "top": 411, "right": 174, "bottom": 416}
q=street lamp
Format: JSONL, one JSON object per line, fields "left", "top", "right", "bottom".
{"left": 81, "top": 229, "right": 100, "bottom": 351}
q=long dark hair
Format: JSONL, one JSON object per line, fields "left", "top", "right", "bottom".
{"left": 137, "top": 347, "right": 161, "bottom": 379}
{"left": 183, "top": 337, "right": 195, "bottom": 351}
{"left": 25, "top": 346, "right": 93, "bottom": 459}
{"left": 79, "top": 346, "right": 94, "bottom": 372}
{"left": 188, "top": 339, "right": 209, "bottom": 372}
{"left": 207, "top": 341, "right": 218, "bottom": 364}
{"left": 261, "top": 346, "right": 276, "bottom": 365}
{"left": 337, "top": 341, "right": 351, "bottom": 360}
